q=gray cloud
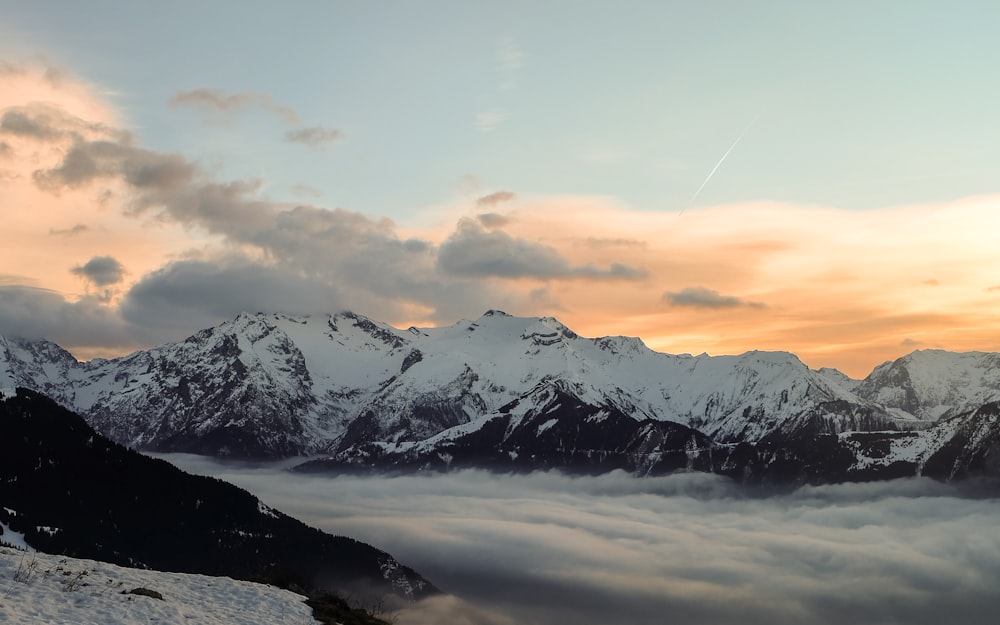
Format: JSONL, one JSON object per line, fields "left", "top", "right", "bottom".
{"left": 439, "top": 219, "right": 646, "bottom": 281}
{"left": 0, "top": 285, "right": 135, "bottom": 349}
{"left": 664, "top": 286, "right": 764, "bottom": 309}
{"left": 0, "top": 108, "right": 65, "bottom": 141}
{"left": 119, "top": 258, "right": 344, "bottom": 333}
{"left": 0, "top": 104, "right": 121, "bottom": 143}
{"left": 285, "top": 126, "right": 341, "bottom": 147}
{"left": 476, "top": 191, "right": 516, "bottom": 207}
{"left": 159, "top": 461, "right": 1000, "bottom": 625}
{"left": 18, "top": 116, "right": 645, "bottom": 348}
{"left": 71, "top": 255, "right": 125, "bottom": 287}
{"left": 49, "top": 224, "right": 89, "bottom": 236}
{"left": 33, "top": 139, "right": 196, "bottom": 193}
{"left": 170, "top": 88, "right": 300, "bottom": 124}
{"left": 26, "top": 131, "right": 496, "bottom": 330}
{"left": 476, "top": 212, "right": 509, "bottom": 229}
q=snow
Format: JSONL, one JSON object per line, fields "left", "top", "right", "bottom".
{"left": 0, "top": 521, "right": 32, "bottom": 552}
{"left": 839, "top": 417, "right": 966, "bottom": 473}
{"left": 535, "top": 418, "right": 559, "bottom": 435}
{"left": 859, "top": 350, "right": 1000, "bottom": 420}
{"left": 0, "top": 547, "right": 319, "bottom": 625}
{"left": 4, "top": 308, "right": 1000, "bottom": 457}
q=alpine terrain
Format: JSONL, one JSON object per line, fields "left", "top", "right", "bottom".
{"left": 2, "top": 310, "right": 999, "bottom": 485}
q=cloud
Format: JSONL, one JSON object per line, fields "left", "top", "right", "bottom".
{"left": 15, "top": 102, "right": 555, "bottom": 335}
{"left": 476, "top": 191, "right": 516, "bottom": 207}
{"left": 496, "top": 38, "right": 525, "bottom": 92}
{"left": 664, "top": 287, "right": 765, "bottom": 309}
{"left": 922, "top": 278, "right": 940, "bottom": 286}
{"left": 584, "top": 237, "right": 646, "bottom": 249}
{"left": 119, "top": 257, "right": 343, "bottom": 333}
{"left": 438, "top": 219, "right": 646, "bottom": 281}
{"left": 291, "top": 183, "right": 322, "bottom": 198}
{"left": 0, "top": 103, "right": 124, "bottom": 144}
{"left": 32, "top": 138, "right": 197, "bottom": 194}
{"left": 476, "top": 213, "right": 509, "bottom": 229}
{"left": 160, "top": 461, "right": 1000, "bottom": 625}
{"left": 169, "top": 88, "right": 300, "bottom": 124}
{"left": 49, "top": 224, "right": 89, "bottom": 236}
{"left": 1, "top": 106, "right": 69, "bottom": 141}
{"left": 0, "top": 274, "right": 37, "bottom": 286}
{"left": 475, "top": 108, "right": 508, "bottom": 131}
{"left": 71, "top": 255, "right": 125, "bottom": 287}
{"left": 0, "top": 285, "right": 135, "bottom": 350}
{"left": 9, "top": 61, "right": 1000, "bottom": 377}
{"left": 285, "top": 125, "right": 341, "bottom": 147}
{"left": 454, "top": 174, "right": 481, "bottom": 196}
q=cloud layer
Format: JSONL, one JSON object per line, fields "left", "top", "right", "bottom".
{"left": 162, "top": 458, "right": 1000, "bottom": 625}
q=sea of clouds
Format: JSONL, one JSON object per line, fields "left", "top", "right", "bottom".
{"left": 162, "top": 455, "right": 1000, "bottom": 625}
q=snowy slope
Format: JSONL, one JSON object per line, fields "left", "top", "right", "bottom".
{"left": 855, "top": 350, "right": 1000, "bottom": 421}
{"left": 0, "top": 547, "right": 319, "bottom": 625}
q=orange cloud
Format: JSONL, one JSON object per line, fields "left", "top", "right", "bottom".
{"left": 0, "top": 62, "right": 217, "bottom": 307}
{"left": 403, "top": 195, "right": 1000, "bottom": 377}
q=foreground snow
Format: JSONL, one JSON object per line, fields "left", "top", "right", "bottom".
{"left": 0, "top": 547, "right": 319, "bottom": 625}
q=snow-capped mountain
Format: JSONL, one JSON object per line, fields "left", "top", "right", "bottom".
{"left": 2, "top": 310, "right": 1000, "bottom": 483}
{"left": 854, "top": 350, "right": 1000, "bottom": 421}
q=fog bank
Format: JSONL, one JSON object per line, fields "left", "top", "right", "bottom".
{"left": 162, "top": 456, "right": 1000, "bottom": 625}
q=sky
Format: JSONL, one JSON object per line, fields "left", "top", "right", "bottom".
{"left": 165, "top": 457, "right": 1000, "bottom": 625}
{"left": 2, "top": 1, "right": 1000, "bottom": 377}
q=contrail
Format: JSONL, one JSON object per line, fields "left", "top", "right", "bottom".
{"left": 684, "top": 114, "right": 761, "bottom": 211}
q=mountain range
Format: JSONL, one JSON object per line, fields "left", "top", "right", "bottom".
{"left": 3, "top": 309, "right": 1000, "bottom": 485}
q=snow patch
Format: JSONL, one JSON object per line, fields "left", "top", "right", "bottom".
{"left": 536, "top": 418, "right": 559, "bottom": 436}
{"left": 0, "top": 547, "right": 319, "bottom": 625}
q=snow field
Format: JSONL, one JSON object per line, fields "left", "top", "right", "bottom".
{"left": 0, "top": 547, "right": 319, "bottom": 625}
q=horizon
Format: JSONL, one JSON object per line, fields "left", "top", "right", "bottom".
{"left": 3, "top": 3, "right": 1000, "bottom": 378}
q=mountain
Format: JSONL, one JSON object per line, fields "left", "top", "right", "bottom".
{"left": 0, "top": 310, "right": 907, "bottom": 454}
{"left": 0, "top": 388, "right": 435, "bottom": 601}
{"left": 853, "top": 350, "right": 1000, "bottom": 421}
{"left": 2, "top": 310, "right": 1000, "bottom": 484}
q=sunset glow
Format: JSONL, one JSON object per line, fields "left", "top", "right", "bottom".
{"left": 3, "top": 3, "right": 1000, "bottom": 377}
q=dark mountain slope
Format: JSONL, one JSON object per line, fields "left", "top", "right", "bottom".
{"left": 0, "top": 388, "right": 435, "bottom": 600}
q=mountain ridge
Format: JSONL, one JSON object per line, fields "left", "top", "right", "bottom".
{"left": 2, "top": 310, "right": 999, "bottom": 483}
